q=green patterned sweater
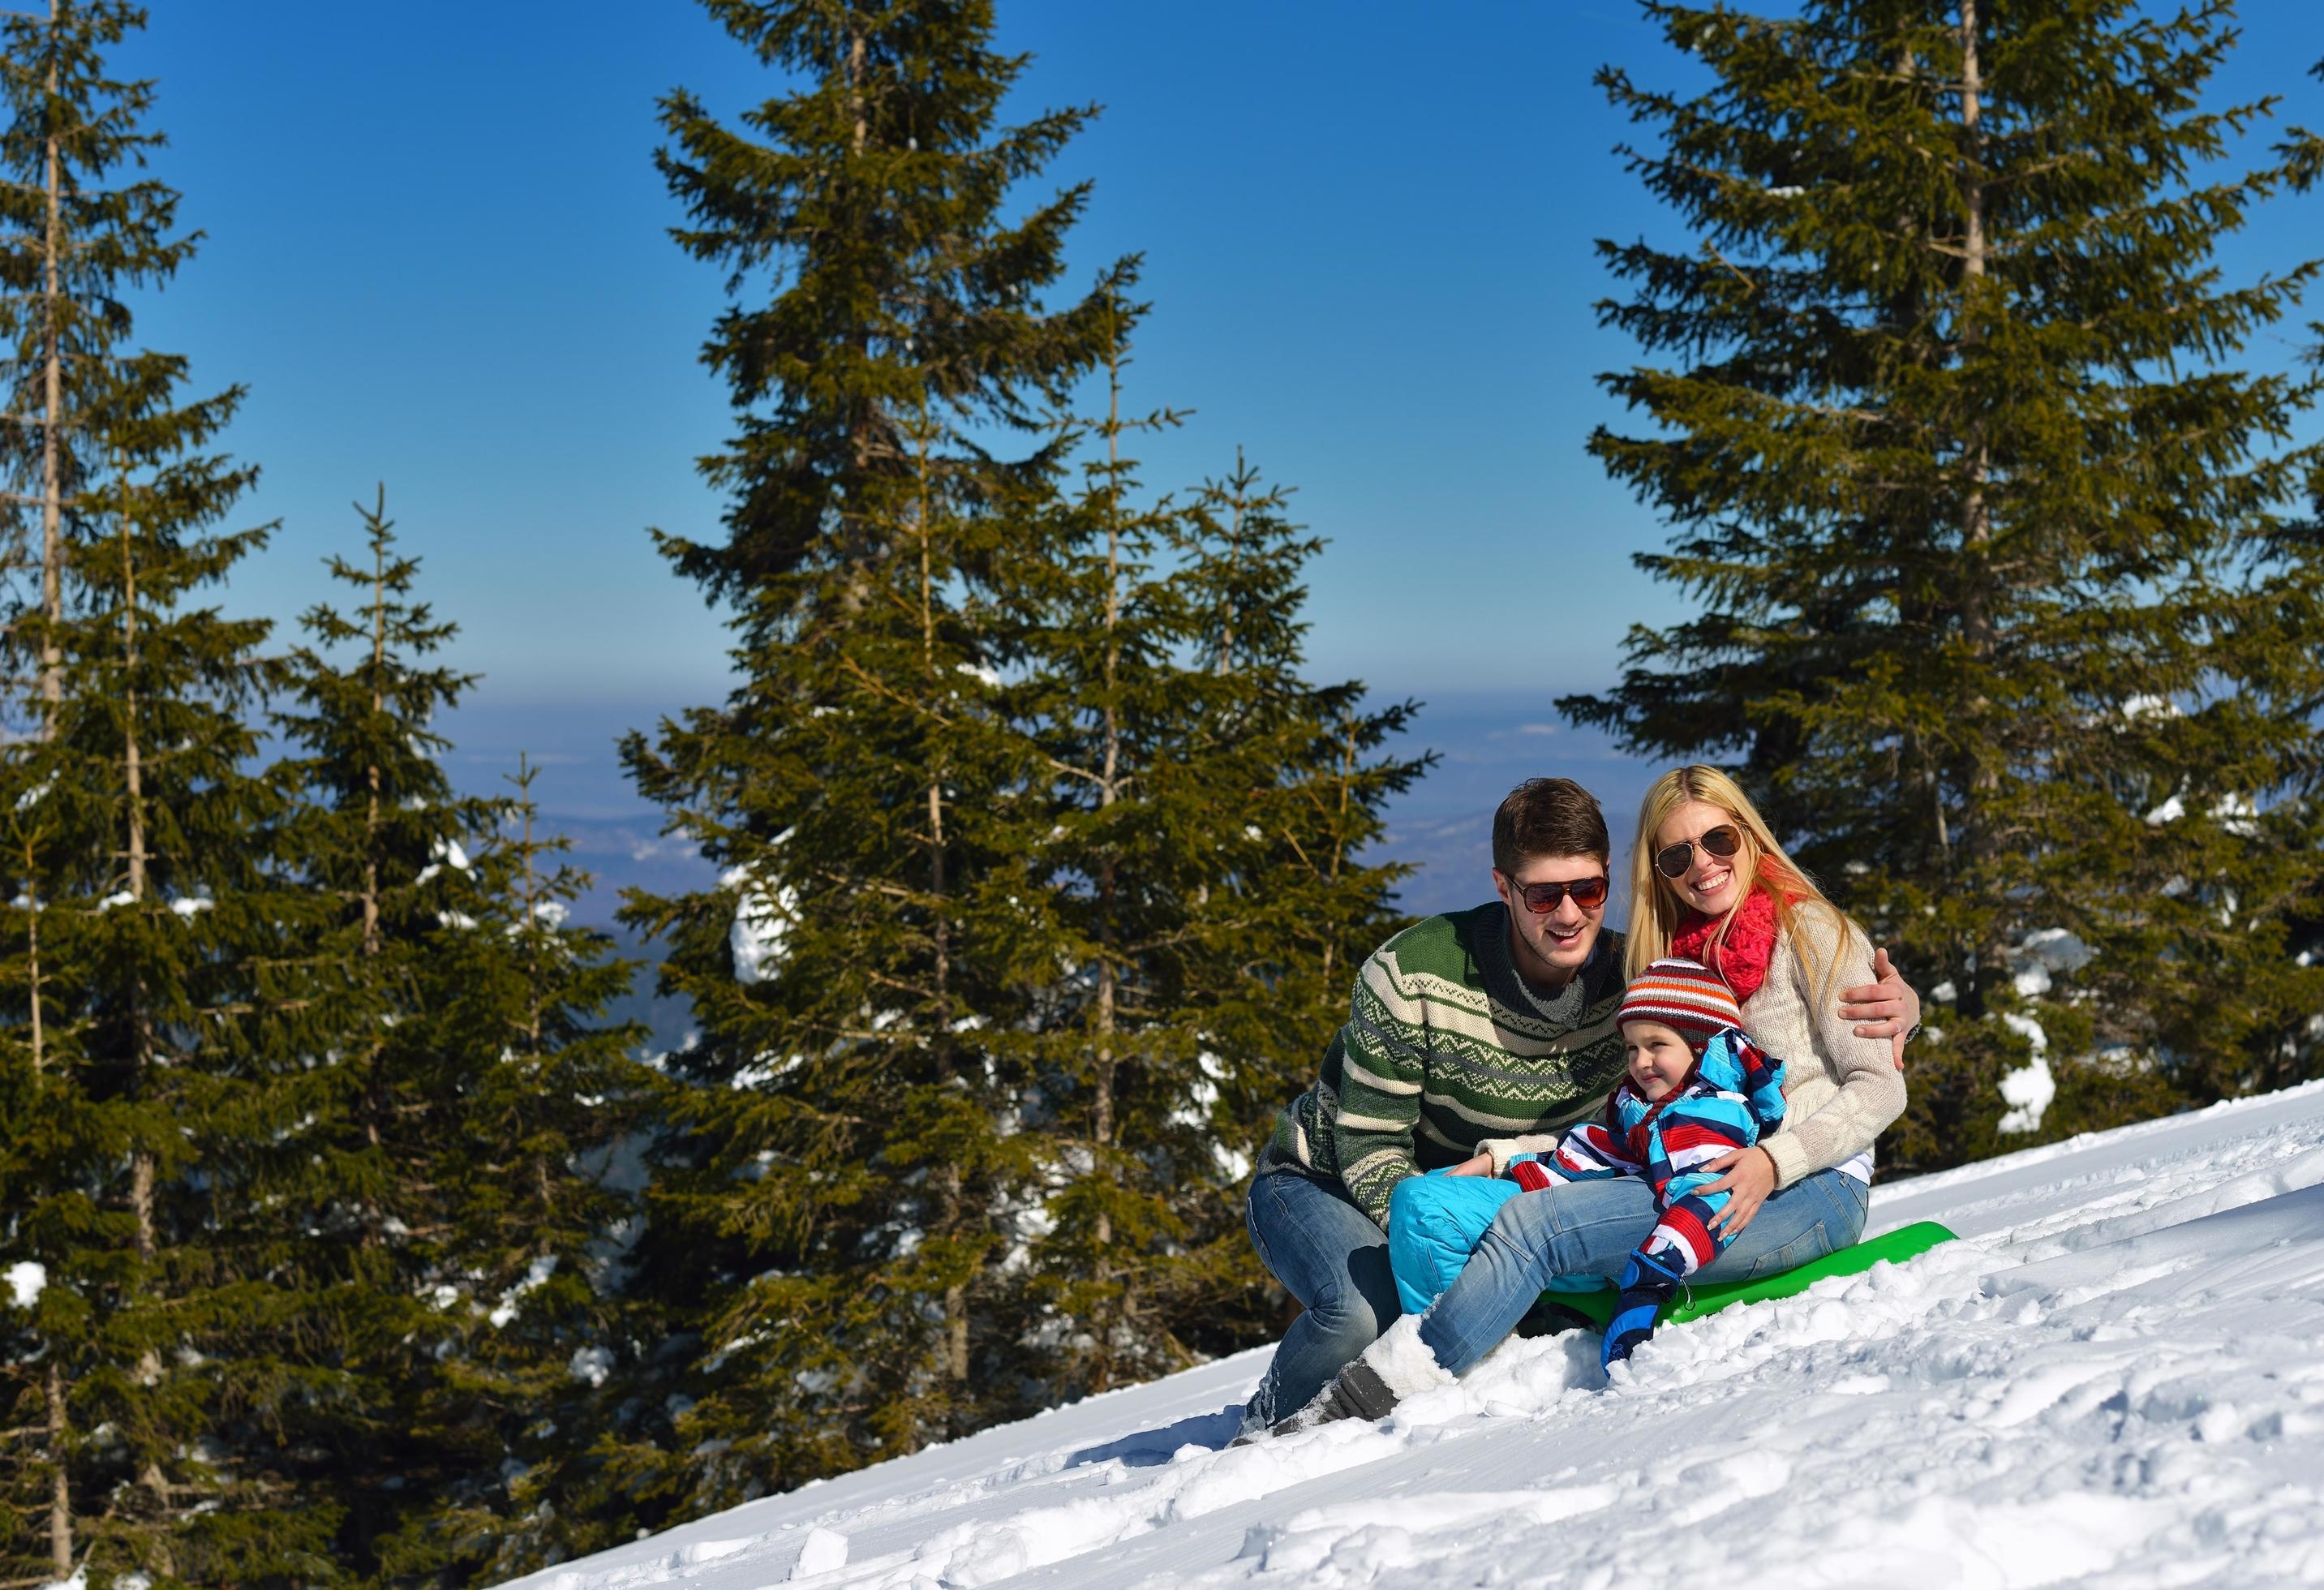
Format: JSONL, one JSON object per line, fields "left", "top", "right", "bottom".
{"left": 1261, "top": 904, "right": 1629, "bottom": 1228}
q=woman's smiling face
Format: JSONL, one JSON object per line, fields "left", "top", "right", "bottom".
{"left": 1656, "top": 798, "right": 1753, "bottom": 916}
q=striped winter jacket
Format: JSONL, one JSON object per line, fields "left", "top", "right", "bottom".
{"left": 1510, "top": 1027, "right": 1786, "bottom": 1279}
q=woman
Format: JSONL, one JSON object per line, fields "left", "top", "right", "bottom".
{"left": 1276, "top": 766, "right": 1909, "bottom": 1430}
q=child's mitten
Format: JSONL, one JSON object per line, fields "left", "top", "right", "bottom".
{"left": 1600, "top": 1248, "right": 1685, "bottom": 1370}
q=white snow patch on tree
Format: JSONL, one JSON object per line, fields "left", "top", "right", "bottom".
{"left": 729, "top": 1052, "right": 802, "bottom": 1089}
{"left": 1998, "top": 1055, "right": 2056, "bottom": 1135}
{"left": 2211, "top": 793, "right": 2258, "bottom": 837}
{"left": 418, "top": 835, "right": 474, "bottom": 884}
{"left": 2008, "top": 928, "right": 2094, "bottom": 999}
{"left": 1998, "top": 1012, "right": 2055, "bottom": 1134}
{"left": 1168, "top": 1052, "right": 1226, "bottom": 1131}
{"left": 722, "top": 865, "right": 795, "bottom": 986}
{"left": 489, "top": 1254, "right": 559, "bottom": 1328}
{"left": 6, "top": 1261, "right": 45, "bottom": 1309}
{"left": 569, "top": 1345, "right": 615, "bottom": 1388}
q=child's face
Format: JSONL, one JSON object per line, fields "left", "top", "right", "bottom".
{"left": 1622, "top": 1020, "right": 1696, "bottom": 1102}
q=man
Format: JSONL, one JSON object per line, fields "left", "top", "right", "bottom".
{"left": 1241, "top": 777, "right": 1916, "bottom": 1427}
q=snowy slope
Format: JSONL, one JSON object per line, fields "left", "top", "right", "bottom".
{"left": 505, "top": 1081, "right": 2324, "bottom": 1589}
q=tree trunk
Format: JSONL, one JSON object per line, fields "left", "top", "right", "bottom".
{"left": 363, "top": 529, "right": 384, "bottom": 958}
{"left": 915, "top": 423, "right": 973, "bottom": 1388}
{"left": 37, "top": 30, "right": 62, "bottom": 724}
{"left": 120, "top": 477, "right": 162, "bottom": 1403}
{"left": 522, "top": 759, "right": 542, "bottom": 1050}
{"left": 1091, "top": 329, "right": 1125, "bottom": 1250}
{"left": 840, "top": 14, "right": 874, "bottom": 596}
{"left": 1953, "top": 0, "right": 2004, "bottom": 1016}
{"left": 1214, "top": 455, "right": 1242, "bottom": 675}
{"left": 21, "top": 839, "right": 41, "bottom": 1072}
{"left": 44, "top": 1362, "right": 70, "bottom": 1581}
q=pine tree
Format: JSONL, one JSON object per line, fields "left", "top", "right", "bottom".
{"left": 372, "top": 758, "right": 655, "bottom": 1584}
{"left": 1561, "top": 0, "right": 2324, "bottom": 1171}
{"left": 0, "top": 1, "right": 189, "bottom": 727}
{"left": 0, "top": 4, "right": 352, "bottom": 1575}
{"left": 0, "top": 775, "right": 92, "bottom": 1588}
{"left": 995, "top": 291, "right": 1428, "bottom": 1393}
{"left": 0, "top": 394, "right": 339, "bottom": 1584}
{"left": 262, "top": 487, "right": 499, "bottom": 1571}
{"left": 622, "top": 0, "right": 1110, "bottom": 1506}
{"left": 1167, "top": 451, "right": 1431, "bottom": 1360}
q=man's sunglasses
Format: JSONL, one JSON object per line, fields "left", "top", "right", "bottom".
{"left": 1655, "top": 824, "right": 1743, "bottom": 879}
{"left": 1506, "top": 875, "right": 1609, "bottom": 913}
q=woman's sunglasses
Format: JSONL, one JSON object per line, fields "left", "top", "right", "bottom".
{"left": 1507, "top": 875, "right": 1609, "bottom": 913}
{"left": 1655, "top": 824, "right": 1743, "bottom": 879}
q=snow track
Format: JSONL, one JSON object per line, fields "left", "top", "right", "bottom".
{"left": 505, "top": 1080, "right": 2324, "bottom": 1589}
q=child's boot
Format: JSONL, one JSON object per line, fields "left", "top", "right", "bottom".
{"left": 1600, "top": 1248, "right": 1684, "bottom": 1369}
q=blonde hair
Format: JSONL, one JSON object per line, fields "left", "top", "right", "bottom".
{"left": 1625, "top": 765, "right": 1853, "bottom": 1006}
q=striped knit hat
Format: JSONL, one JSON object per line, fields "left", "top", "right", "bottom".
{"left": 1617, "top": 956, "right": 1745, "bottom": 1055}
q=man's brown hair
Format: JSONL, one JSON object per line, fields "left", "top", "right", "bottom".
{"left": 1491, "top": 777, "right": 1609, "bottom": 874}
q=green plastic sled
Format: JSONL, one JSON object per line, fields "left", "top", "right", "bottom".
{"left": 1535, "top": 1219, "right": 1959, "bottom": 1334}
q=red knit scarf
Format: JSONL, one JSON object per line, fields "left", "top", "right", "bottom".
{"left": 1669, "top": 885, "right": 1781, "bottom": 1005}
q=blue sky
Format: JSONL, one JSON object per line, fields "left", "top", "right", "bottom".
{"left": 101, "top": 1, "right": 2324, "bottom": 916}
{"left": 118, "top": 1, "right": 2319, "bottom": 707}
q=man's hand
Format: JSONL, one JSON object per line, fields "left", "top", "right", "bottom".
{"left": 1699, "top": 1145, "right": 1777, "bottom": 1237}
{"left": 1839, "top": 944, "right": 1921, "bottom": 1071}
{"left": 1446, "top": 1153, "right": 1493, "bottom": 1177}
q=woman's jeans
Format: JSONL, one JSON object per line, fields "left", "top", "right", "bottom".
{"left": 1415, "top": 1167, "right": 1871, "bottom": 1376}
{"left": 1244, "top": 1167, "right": 1403, "bottom": 1425}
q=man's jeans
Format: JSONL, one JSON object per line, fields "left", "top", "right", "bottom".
{"left": 1415, "top": 1168, "right": 1871, "bottom": 1376}
{"left": 1244, "top": 1167, "right": 1403, "bottom": 1425}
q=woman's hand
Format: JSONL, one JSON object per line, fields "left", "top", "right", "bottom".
{"left": 1699, "top": 1145, "right": 1777, "bottom": 1237}
{"left": 1839, "top": 945, "right": 1921, "bottom": 1071}
{"left": 1446, "top": 1153, "right": 1493, "bottom": 1177}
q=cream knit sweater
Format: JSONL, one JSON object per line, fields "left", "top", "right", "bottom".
{"left": 1735, "top": 903, "right": 1907, "bottom": 1188}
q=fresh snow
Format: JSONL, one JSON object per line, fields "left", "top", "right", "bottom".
{"left": 498, "top": 1081, "right": 2324, "bottom": 1589}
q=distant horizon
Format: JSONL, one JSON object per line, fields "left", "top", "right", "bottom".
{"left": 436, "top": 686, "right": 1660, "bottom": 939}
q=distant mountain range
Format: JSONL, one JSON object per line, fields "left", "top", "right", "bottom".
{"left": 436, "top": 689, "right": 1658, "bottom": 1054}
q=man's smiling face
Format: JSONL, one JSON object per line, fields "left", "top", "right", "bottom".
{"left": 1493, "top": 853, "right": 1608, "bottom": 986}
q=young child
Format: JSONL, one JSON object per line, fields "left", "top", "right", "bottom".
{"left": 1385, "top": 956, "right": 1785, "bottom": 1369}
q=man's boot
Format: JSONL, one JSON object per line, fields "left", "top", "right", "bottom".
{"left": 1261, "top": 1317, "right": 1455, "bottom": 1437}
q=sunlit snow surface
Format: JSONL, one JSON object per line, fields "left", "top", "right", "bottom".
{"left": 502, "top": 1081, "right": 2324, "bottom": 1589}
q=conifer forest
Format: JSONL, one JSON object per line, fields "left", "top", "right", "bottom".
{"left": 0, "top": 1, "right": 2320, "bottom": 1584}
